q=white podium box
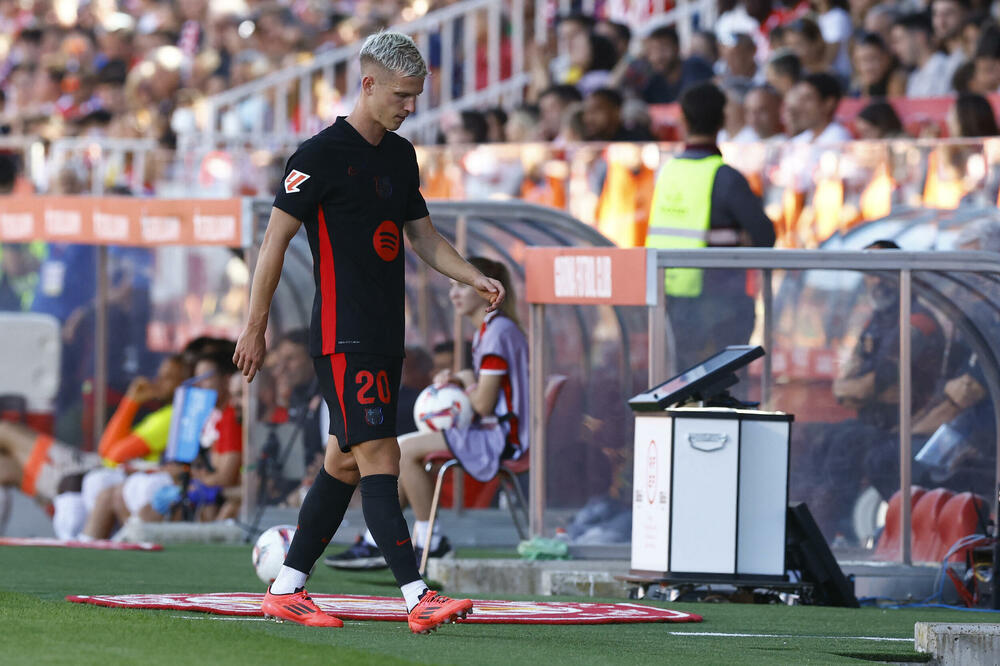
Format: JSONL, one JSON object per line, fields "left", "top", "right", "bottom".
{"left": 630, "top": 408, "right": 792, "bottom": 579}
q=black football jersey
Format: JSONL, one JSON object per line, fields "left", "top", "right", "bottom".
{"left": 272, "top": 117, "right": 429, "bottom": 357}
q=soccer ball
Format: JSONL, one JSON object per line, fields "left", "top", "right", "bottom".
{"left": 252, "top": 525, "right": 296, "bottom": 584}
{"left": 413, "top": 384, "right": 473, "bottom": 432}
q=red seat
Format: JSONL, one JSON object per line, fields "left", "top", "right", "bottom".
{"left": 936, "top": 492, "right": 989, "bottom": 562}
{"left": 874, "top": 486, "right": 927, "bottom": 560}
{"left": 911, "top": 488, "right": 953, "bottom": 562}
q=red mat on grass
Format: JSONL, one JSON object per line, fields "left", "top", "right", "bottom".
{"left": 0, "top": 537, "right": 161, "bottom": 551}
{"left": 66, "top": 593, "right": 701, "bottom": 624}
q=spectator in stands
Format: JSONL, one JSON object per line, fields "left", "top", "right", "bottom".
{"left": 785, "top": 18, "right": 836, "bottom": 78}
{"left": 556, "top": 107, "right": 586, "bottom": 144}
{"left": 721, "top": 33, "right": 761, "bottom": 82}
{"left": 555, "top": 12, "right": 597, "bottom": 86}
{"left": 443, "top": 110, "right": 488, "bottom": 145}
{"left": 646, "top": 82, "right": 776, "bottom": 371}
{"left": 852, "top": 32, "right": 908, "bottom": 98}
{"left": 594, "top": 20, "right": 632, "bottom": 67}
{"left": 863, "top": 4, "right": 900, "bottom": 45}
{"left": 960, "top": 13, "right": 989, "bottom": 61}
{"left": 971, "top": 25, "right": 1000, "bottom": 95}
{"left": 571, "top": 31, "right": 619, "bottom": 96}
{"left": 766, "top": 50, "right": 803, "bottom": 96}
{"left": 932, "top": 0, "right": 971, "bottom": 77}
{"left": 537, "top": 84, "right": 583, "bottom": 141}
{"left": 716, "top": 0, "right": 767, "bottom": 49}
{"left": 620, "top": 25, "right": 714, "bottom": 104}
{"left": 504, "top": 106, "right": 541, "bottom": 142}
{"left": 718, "top": 79, "right": 755, "bottom": 142}
{"left": 484, "top": 108, "right": 508, "bottom": 143}
{"left": 689, "top": 30, "right": 721, "bottom": 72}
{"left": 811, "top": 0, "right": 854, "bottom": 80}
{"left": 892, "top": 12, "right": 956, "bottom": 97}
{"left": 855, "top": 100, "right": 906, "bottom": 138}
{"left": 741, "top": 84, "right": 785, "bottom": 141}
{"left": 948, "top": 92, "right": 1000, "bottom": 137}
{"left": 789, "top": 73, "right": 852, "bottom": 144}
{"left": 582, "top": 88, "right": 651, "bottom": 141}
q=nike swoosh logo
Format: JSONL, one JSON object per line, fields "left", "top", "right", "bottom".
{"left": 396, "top": 538, "right": 411, "bottom": 546}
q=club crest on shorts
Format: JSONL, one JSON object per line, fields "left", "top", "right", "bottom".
{"left": 365, "top": 406, "right": 384, "bottom": 426}
{"left": 284, "top": 170, "right": 310, "bottom": 193}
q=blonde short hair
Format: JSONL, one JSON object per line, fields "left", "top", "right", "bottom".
{"left": 359, "top": 31, "right": 428, "bottom": 78}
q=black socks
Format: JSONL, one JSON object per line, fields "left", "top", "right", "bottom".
{"left": 360, "top": 474, "right": 422, "bottom": 587}
{"left": 283, "top": 467, "right": 355, "bottom": 574}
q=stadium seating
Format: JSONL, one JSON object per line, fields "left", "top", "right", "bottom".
{"left": 937, "top": 492, "right": 990, "bottom": 563}
{"left": 875, "top": 486, "right": 991, "bottom": 563}
{"left": 874, "top": 485, "right": 926, "bottom": 561}
{"left": 910, "top": 487, "right": 954, "bottom": 562}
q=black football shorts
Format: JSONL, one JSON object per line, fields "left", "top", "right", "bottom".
{"left": 313, "top": 353, "right": 402, "bottom": 452}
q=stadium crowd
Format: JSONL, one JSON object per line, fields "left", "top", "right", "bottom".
{"left": 2, "top": 0, "right": 1000, "bottom": 157}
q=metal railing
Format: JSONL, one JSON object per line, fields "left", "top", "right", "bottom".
{"left": 46, "top": 137, "right": 158, "bottom": 195}
{"left": 649, "top": 249, "right": 1000, "bottom": 566}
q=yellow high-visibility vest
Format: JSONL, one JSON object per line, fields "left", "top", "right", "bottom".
{"left": 646, "top": 155, "right": 723, "bottom": 297}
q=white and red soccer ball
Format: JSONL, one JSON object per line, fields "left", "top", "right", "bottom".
{"left": 252, "top": 525, "right": 296, "bottom": 584}
{"left": 413, "top": 384, "right": 473, "bottom": 432}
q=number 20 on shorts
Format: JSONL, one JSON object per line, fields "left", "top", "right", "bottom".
{"left": 356, "top": 370, "right": 391, "bottom": 405}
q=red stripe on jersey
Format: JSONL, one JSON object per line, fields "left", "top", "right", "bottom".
{"left": 501, "top": 373, "right": 519, "bottom": 447}
{"left": 317, "top": 206, "right": 337, "bottom": 354}
{"left": 330, "top": 353, "right": 348, "bottom": 446}
{"left": 479, "top": 355, "right": 508, "bottom": 371}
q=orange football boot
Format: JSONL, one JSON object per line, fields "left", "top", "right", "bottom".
{"left": 262, "top": 587, "right": 344, "bottom": 627}
{"left": 407, "top": 590, "right": 473, "bottom": 634}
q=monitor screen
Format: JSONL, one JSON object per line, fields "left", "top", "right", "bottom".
{"left": 628, "top": 345, "right": 765, "bottom": 411}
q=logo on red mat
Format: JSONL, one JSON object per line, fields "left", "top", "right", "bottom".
{"left": 373, "top": 220, "right": 400, "bottom": 261}
{"left": 284, "top": 170, "right": 310, "bottom": 193}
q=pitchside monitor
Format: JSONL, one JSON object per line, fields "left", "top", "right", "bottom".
{"left": 628, "top": 345, "right": 765, "bottom": 411}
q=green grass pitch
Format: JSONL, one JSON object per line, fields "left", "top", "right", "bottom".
{"left": 1, "top": 542, "right": 996, "bottom": 664}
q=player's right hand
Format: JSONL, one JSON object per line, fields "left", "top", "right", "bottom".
{"left": 233, "top": 325, "right": 267, "bottom": 383}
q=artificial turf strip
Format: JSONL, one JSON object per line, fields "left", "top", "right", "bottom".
{"left": 1, "top": 543, "right": 997, "bottom": 665}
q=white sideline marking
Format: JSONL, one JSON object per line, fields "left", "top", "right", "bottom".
{"left": 669, "top": 632, "right": 911, "bottom": 643}
{"left": 177, "top": 615, "right": 269, "bottom": 622}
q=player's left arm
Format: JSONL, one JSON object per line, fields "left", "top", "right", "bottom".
{"left": 404, "top": 215, "right": 506, "bottom": 312}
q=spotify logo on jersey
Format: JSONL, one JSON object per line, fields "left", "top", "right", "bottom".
{"left": 373, "top": 220, "right": 400, "bottom": 261}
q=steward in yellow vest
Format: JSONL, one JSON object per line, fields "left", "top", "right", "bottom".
{"left": 646, "top": 82, "right": 776, "bottom": 370}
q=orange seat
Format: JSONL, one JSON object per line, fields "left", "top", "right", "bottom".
{"left": 911, "top": 488, "right": 953, "bottom": 562}
{"left": 936, "top": 492, "right": 989, "bottom": 562}
{"left": 874, "top": 486, "right": 927, "bottom": 560}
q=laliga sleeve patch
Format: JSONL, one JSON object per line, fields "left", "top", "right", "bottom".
{"left": 284, "top": 170, "right": 311, "bottom": 193}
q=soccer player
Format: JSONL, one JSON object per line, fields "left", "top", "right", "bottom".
{"left": 232, "top": 31, "right": 505, "bottom": 633}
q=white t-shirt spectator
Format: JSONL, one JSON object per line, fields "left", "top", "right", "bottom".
{"left": 719, "top": 125, "right": 760, "bottom": 143}
{"left": 906, "top": 52, "right": 955, "bottom": 97}
{"left": 715, "top": 5, "right": 760, "bottom": 46}
{"left": 791, "top": 122, "right": 853, "bottom": 145}
{"left": 817, "top": 7, "right": 853, "bottom": 80}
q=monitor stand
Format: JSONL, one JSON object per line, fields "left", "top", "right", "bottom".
{"left": 676, "top": 374, "right": 758, "bottom": 409}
